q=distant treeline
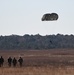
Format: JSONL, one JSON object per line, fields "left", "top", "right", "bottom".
{"left": 0, "top": 34, "right": 74, "bottom": 50}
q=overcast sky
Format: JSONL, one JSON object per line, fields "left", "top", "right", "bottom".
{"left": 0, "top": 0, "right": 74, "bottom": 36}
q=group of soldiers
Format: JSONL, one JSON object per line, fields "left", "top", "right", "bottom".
{"left": 0, "top": 56, "right": 23, "bottom": 67}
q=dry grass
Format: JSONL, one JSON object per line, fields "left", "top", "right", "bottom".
{"left": 0, "top": 49, "right": 74, "bottom": 75}
{"left": 0, "top": 66, "right": 74, "bottom": 75}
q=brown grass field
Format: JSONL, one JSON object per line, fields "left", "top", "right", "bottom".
{"left": 0, "top": 49, "right": 74, "bottom": 75}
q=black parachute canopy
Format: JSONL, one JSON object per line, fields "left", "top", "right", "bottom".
{"left": 41, "top": 13, "right": 58, "bottom": 21}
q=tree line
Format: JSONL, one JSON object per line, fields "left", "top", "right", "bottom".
{"left": 0, "top": 34, "right": 74, "bottom": 50}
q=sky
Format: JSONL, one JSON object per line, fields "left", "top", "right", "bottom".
{"left": 0, "top": 0, "right": 74, "bottom": 36}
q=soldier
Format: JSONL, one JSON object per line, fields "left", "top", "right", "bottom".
{"left": 8, "top": 57, "right": 12, "bottom": 67}
{"left": 0, "top": 56, "right": 4, "bottom": 67}
{"left": 12, "top": 57, "right": 17, "bottom": 67}
{"left": 18, "top": 57, "right": 23, "bottom": 67}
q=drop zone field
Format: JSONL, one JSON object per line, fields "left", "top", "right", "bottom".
{"left": 0, "top": 49, "right": 74, "bottom": 75}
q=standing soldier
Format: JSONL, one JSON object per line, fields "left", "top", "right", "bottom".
{"left": 18, "top": 57, "right": 23, "bottom": 67}
{"left": 8, "top": 57, "right": 12, "bottom": 67}
{"left": 12, "top": 57, "right": 17, "bottom": 67}
{"left": 0, "top": 56, "right": 4, "bottom": 67}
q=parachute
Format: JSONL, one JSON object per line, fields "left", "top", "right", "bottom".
{"left": 41, "top": 13, "right": 58, "bottom": 21}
